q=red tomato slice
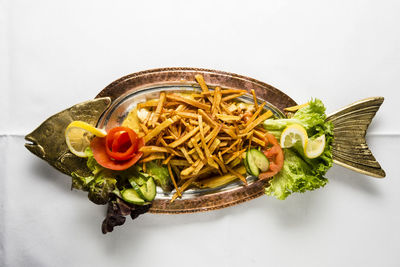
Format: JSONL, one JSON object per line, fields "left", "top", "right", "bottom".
{"left": 90, "top": 136, "right": 144, "bottom": 171}
{"left": 258, "top": 132, "right": 284, "bottom": 180}
{"left": 111, "top": 131, "right": 124, "bottom": 152}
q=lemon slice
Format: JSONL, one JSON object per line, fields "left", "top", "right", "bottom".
{"left": 305, "top": 134, "right": 326, "bottom": 159}
{"left": 65, "top": 121, "right": 107, "bottom": 157}
{"left": 280, "top": 124, "right": 308, "bottom": 152}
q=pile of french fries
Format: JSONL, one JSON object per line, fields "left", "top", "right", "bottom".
{"left": 126, "top": 75, "right": 273, "bottom": 201}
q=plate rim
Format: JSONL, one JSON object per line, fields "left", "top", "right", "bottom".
{"left": 95, "top": 67, "right": 297, "bottom": 214}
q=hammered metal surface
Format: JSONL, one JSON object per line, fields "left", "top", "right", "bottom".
{"left": 25, "top": 98, "right": 111, "bottom": 176}
{"left": 95, "top": 67, "right": 297, "bottom": 214}
{"left": 327, "top": 97, "right": 385, "bottom": 178}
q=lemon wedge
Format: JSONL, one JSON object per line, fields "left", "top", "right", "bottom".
{"left": 280, "top": 124, "right": 326, "bottom": 159}
{"left": 122, "top": 106, "right": 141, "bottom": 134}
{"left": 305, "top": 134, "right": 326, "bottom": 159}
{"left": 65, "top": 121, "right": 107, "bottom": 157}
{"left": 280, "top": 124, "right": 308, "bottom": 152}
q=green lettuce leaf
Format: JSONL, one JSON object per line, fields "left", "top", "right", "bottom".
{"left": 264, "top": 149, "right": 328, "bottom": 199}
{"left": 87, "top": 176, "right": 117, "bottom": 205}
{"left": 263, "top": 99, "right": 333, "bottom": 199}
{"left": 71, "top": 148, "right": 117, "bottom": 205}
{"left": 145, "top": 161, "right": 172, "bottom": 192}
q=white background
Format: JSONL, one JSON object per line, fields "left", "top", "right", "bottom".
{"left": 1, "top": 0, "right": 399, "bottom": 266}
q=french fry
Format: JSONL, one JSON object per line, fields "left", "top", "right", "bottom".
{"left": 168, "top": 163, "right": 181, "bottom": 197}
{"left": 176, "top": 111, "right": 199, "bottom": 120}
{"left": 222, "top": 92, "right": 246, "bottom": 102}
{"left": 220, "top": 102, "right": 233, "bottom": 115}
{"left": 138, "top": 99, "right": 159, "bottom": 109}
{"left": 164, "top": 101, "right": 182, "bottom": 107}
{"left": 151, "top": 92, "right": 166, "bottom": 126}
{"left": 181, "top": 166, "right": 195, "bottom": 176}
{"left": 253, "top": 129, "right": 267, "bottom": 140}
{"left": 228, "top": 157, "right": 242, "bottom": 168}
{"left": 284, "top": 102, "right": 309, "bottom": 112}
{"left": 209, "top": 138, "right": 221, "bottom": 154}
{"left": 213, "top": 155, "right": 227, "bottom": 173}
{"left": 180, "top": 147, "right": 194, "bottom": 164}
{"left": 140, "top": 146, "right": 170, "bottom": 153}
{"left": 198, "top": 115, "right": 218, "bottom": 169}
{"left": 211, "top": 86, "right": 221, "bottom": 117}
{"left": 191, "top": 138, "right": 205, "bottom": 160}
{"left": 166, "top": 94, "right": 211, "bottom": 111}
{"left": 226, "top": 166, "right": 247, "bottom": 185}
{"left": 139, "top": 123, "right": 149, "bottom": 134}
{"left": 170, "top": 159, "right": 191, "bottom": 166}
{"left": 144, "top": 116, "right": 179, "bottom": 143}
{"left": 221, "top": 139, "right": 240, "bottom": 155}
{"left": 219, "top": 141, "right": 228, "bottom": 147}
{"left": 163, "top": 154, "right": 173, "bottom": 165}
{"left": 221, "top": 127, "right": 237, "bottom": 139}
{"left": 192, "top": 161, "right": 205, "bottom": 175}
{"left": 195, "top": 166, "right": 246, "bottom": 189}
{"left": 245, "top": 102, "right": 266, "bottom": 127}
{"left": 242, "top": 110, "right": 273, "bottom": 134}
{"left": 225, "top": 149, "right": 246, "bottom": 164}
{"left": 251, "top": 136, "right": 265, "bottom": 147}
{"left": 120, "top": 74, "right": 277, "bottom": 202}
{"left": 188, "top": 124, "right": 211, "bottom": 148}
{"left": 195, "top": 74, "right": 213, "bottom": 103}
{"left": 139, "top": 153, "right": 165, "bottom": 163}
{"left": 198, "top": 109, "right": 219, "bottom": 127}
{"left": 205, "top": 125, "right": 221, "bottom": 145}
{"left": 216, "top": 114, "right": 241, "bottom": 122}
{"left": 171, "top": 176, "right": 196, "bottom": 202}
{"left": 142, "top": 108, "right": 152, "bottom": 125}
{"left": 169, "top": 126, "right": 200, "bottom": 148}
{"left": 140, "top": 146, "right": 181, "bottom": 156}
{"left": 201, "top": 89, "right": 247, "bottom": 95}
{"left": 251, "top": 89, "right": 259, "bottom": 109}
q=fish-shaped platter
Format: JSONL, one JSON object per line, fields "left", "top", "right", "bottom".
{"left": 25, "top": 67, "right": 385, "bottom": 233}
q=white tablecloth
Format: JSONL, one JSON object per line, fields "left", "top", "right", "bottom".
{"left": 1, "top": 1, "right": 399, "bottom": 266}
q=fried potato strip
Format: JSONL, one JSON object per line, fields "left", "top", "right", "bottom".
{"left": 123, "top": 74, "right": 278, "bottom": 200}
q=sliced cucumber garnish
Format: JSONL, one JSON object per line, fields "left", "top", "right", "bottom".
{"left": 250, "top": 149, "right": 269, "bottom": 172}
{"left": 246, "top": 149, "right": 270, "bottom": 177}
{"left": 133, "top": 175, "right": 147, "bottom": 186}
{"left": 129, "top": 178, "right": 146, "bottom": 199}
{"left": 243, "top": 155, "right": 252, "bottom": 175}
{"left": 141, "top": 177, "right": 156, "bottom": 201}
{"left": 129, "top": 177, "right": 156, "bottom": 202}
{"left": 121, "top": 189, "right": 145, "bottom": 205}
{"left": 246, "top": 150, "right": 260, "bottom": 176}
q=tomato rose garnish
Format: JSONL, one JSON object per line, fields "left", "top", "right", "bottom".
{"left": 90, "top": 127, "right": 144, "bottom": 171}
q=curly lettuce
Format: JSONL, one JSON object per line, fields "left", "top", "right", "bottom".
{"left": 263, "top": 99, "right": 333, "bottom": 199}
{"left": 71, "top": 148, "right": 117, "bottom": 205}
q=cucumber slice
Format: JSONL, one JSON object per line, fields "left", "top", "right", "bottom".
{"left": 246, "top": 150, "right": 260, "bottom": 176}
{"left": 134, "top": 175, "right": 147, "bottom": 186}
{"left": 121, "top": 189, "right": 145, "bottom": 205}
{"left": 129, "top": 178, "right": 146, "bottom": 199}
{"left": 250, "top": 149, "right": 269, "bottom": 172}
{"left": 243, "top": 154, "right": 252, "bottom": 175}
{"left": 141, "top": 177, "right": 156, "bottom": 201}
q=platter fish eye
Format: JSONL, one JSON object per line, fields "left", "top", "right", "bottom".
{"left": 95, "top": 67, "right": 297, "bottom": 213}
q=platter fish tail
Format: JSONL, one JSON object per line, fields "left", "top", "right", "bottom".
{"left": 327, "top": 96, "right": 385, "bottom": 178}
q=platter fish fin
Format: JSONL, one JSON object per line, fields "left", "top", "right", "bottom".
{"left": 327, "top": 97, "right": 385, "bottom": 178}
